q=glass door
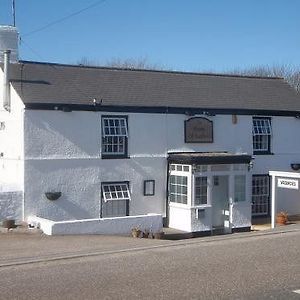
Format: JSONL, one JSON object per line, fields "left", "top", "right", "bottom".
{"left": 211, "top": 175, "right": 230, "bottom": 232}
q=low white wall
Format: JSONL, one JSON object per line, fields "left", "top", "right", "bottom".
{"left": 191, "top": 206, "right": 212, "bottom": 232}
{"left": 27, "top": 215, "right": 55, "bottom": 235}
{"left": 169, "top": 205, "right": 214, "bottom": 232}
{"left": 231, "top": 202, "right": 252, "bottom": 229}
{"left": 28, "top": 214, "right": 163, "bottom": 236}
{"left": 169, "top": 204, "right": 192, "bottom": 232}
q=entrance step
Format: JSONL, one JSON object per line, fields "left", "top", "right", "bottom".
{"left": 212, "top": 226, "right": 227, "bottom": 236}
{"left": 163, "top": 227, "right": 194, "bottom": 240}
{"left": 163, "top": 227, "right": 228, "bottom": 240}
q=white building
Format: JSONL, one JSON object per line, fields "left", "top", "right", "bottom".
{"left": 1, "top": 38, "right": 300, "bottom": 234}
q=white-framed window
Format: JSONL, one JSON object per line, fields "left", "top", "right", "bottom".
{"left": 169, "top": 175, "right": 188, "bottom": 204}
{"left": 252, "top": 175, "right": 270, "bottom": 216}
{"left": 102, "top": 116, "right": 128, "bottom": 157}
{"left": 101, "top": 182, "right": 130, "bottom": 218}
{"left": 234, "top": 175, "right": 246, "bottom": 202}
{"left": 194, "top": 176, "right": 208, "bottom": 205}
{"left": 252, "top": 117, "right": 272, "bottom": 154}
{"left": 170, "top": 164, "right": 190, "bottom": 172}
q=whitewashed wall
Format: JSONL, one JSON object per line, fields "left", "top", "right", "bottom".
{"left": 28, "top": 214, "right": 163, "bottom": 236}
{"left": 23, "top": 110, "right": 300, "bottom": 223}
{"left": 252, "top": 117, "right": 300, "bottom": 174}
{"left": 275, "top": 186, "right": 300, "bottom": 216}
{"left": 0, "top": 69, "right": 24, "bottom": 220}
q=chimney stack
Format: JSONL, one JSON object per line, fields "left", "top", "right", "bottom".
{"left": 0, "top": 25, "right": 19, "bottom": 111}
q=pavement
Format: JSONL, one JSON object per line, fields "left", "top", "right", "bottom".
{"left": 1, "top": 222, "right": 300, "bottom": 268}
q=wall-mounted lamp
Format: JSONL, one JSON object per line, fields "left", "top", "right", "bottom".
{"left": 45, "top": 192, "right": 62, "bottom": 201}
{"left": 248, "top": 161, "right": 254, "bottom": 171}
{"left": 232, "top": 114, "right": 238, "bottom": 124}
{"left": 291, "top": 163, "right": 300, "bottom": 171}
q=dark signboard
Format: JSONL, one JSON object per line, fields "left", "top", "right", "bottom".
{"left": 185, "top": 117, "right": 213, "bottom": 143}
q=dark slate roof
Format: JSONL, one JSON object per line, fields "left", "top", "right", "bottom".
{"left": 5, "top": 60, "right": 300, "bottom": 113}
{"left": 168, "top": 152, "right": 252, "bottom": 165}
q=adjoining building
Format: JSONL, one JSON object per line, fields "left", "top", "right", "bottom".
{"left": 1, "top": 26, "right": 300, "bottom": 235}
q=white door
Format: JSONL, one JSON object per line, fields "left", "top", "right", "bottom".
{"left": 231, "top": 175, "right": 251, "bottom": 228}
{"left": 211, "top": 175, "right": 231, "bottom": 232}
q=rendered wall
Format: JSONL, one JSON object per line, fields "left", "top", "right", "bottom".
{"left": 0, "top": 69, "right": 24, "bottom": 221}
{"left": 23, "top": 109, "right": 300, "bottom": 225}
{"left": 0, "top": 191, "right": 22, "bottom": 220}
{"left": 24, "top": 111, "right": 168, "bottom": 221}
{"left": 275, "top": 182, "right": 300, "bottom": 216}
{"left": 252, "top": 117, "right": 300, "bottom": 175}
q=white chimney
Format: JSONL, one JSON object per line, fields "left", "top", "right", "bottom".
{"left": 0, "top": 25, "right": 19, "bottom": 63}
{"left": 0, "top": 26, "right": 19, "bottom": 111}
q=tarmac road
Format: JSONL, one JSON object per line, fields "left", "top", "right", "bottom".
{"left": 0, "top": 228, "right": 300, "bottom": 299}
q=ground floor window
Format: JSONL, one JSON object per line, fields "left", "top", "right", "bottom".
{"left": 101, "top": 182, "right": 130, "bottom": 218}
{"left": 195, "top": 177, "right": 208, "bottom": 205}
{"left": 169, "top": 175, "right": 188, "bottom": 204}
{"left": 252, "top": 175, "right": 270, "bottom": 216}
{"left": 234, "top": 175, "right": 246, "bottom": 202}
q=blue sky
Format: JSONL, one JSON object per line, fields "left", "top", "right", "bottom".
{"left": 0, "top": 0, "right": 299, "bottom": 72}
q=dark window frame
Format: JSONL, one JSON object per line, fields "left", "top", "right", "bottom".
{"left": 101, "top": 115, "right": 129, "bottom": 159}
{"left": 252, "top": 117, "right": 272, "bottom": 155}
{"left": 252, "top": 174, "right": 271, "bottom": 217}
{"left": 143, "top": 180, "right": 155, "bottom": 196}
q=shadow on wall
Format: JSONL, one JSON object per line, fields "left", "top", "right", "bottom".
{"left": 25, "top": 111, "right": 100, "bottom": 157}
{"left": 39, "top": 194, "right": 95, "bottom": 221}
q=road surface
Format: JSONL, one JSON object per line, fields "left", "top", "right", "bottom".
{"left": 0, "top": 229, "right": 299, "bottom": 299}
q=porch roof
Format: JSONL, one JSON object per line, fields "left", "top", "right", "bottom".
{"left": 168, "top": 152, "right": 252, "bottom": 165}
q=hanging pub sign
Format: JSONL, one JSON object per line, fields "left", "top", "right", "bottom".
{"left": 185, "top": 117, "right": 213, "bottom": 143}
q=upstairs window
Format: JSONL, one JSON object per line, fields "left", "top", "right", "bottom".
{"left": 252, "top": 117, "right": 272, "bottom": 154}
{"left": 102, "top": 116, "right": 128, "bottom": 158}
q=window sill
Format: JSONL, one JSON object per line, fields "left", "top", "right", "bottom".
{"left": 169, "top": 202, "right": 189, "bottom": 209}
{"left": 101, "top": 155, "right": 130, "bottom": 159}
{"left": 253, "top": 152, "right": 273, "bottom": 156}
{"left": 191, "top": 204, "right": 211, "bottom": 209}
{"left": 169, "top": 203, "right": 211, "bottom": 209}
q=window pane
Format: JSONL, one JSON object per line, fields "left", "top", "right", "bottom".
{"left": 102, "top": 183, "right": 131, "bottom": 202}
{"left": 195, "top": 177, "right": 207, "bottom": 205}
{"left": 102, "top": 117, "right": 128, "bottom": 138}
{"left": 169, "top": 175, "right": 188, "bottom": 204}
{"left": 102, "top": 199, "right": 128, "bottom": 218}
{"left": 234, "top": 175, "right": 246, "bottom": 202}
{"left": 252, "top": 175, "right": 269, "bottom": 215}
{"left": 211, "top": 164, "right": 230, "bottom": 171}
{"left": 252, "top": 118, "right": 271, "bottom": 153}
{"left": 102, "top": 136, "right": 126, "bottom": 155}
